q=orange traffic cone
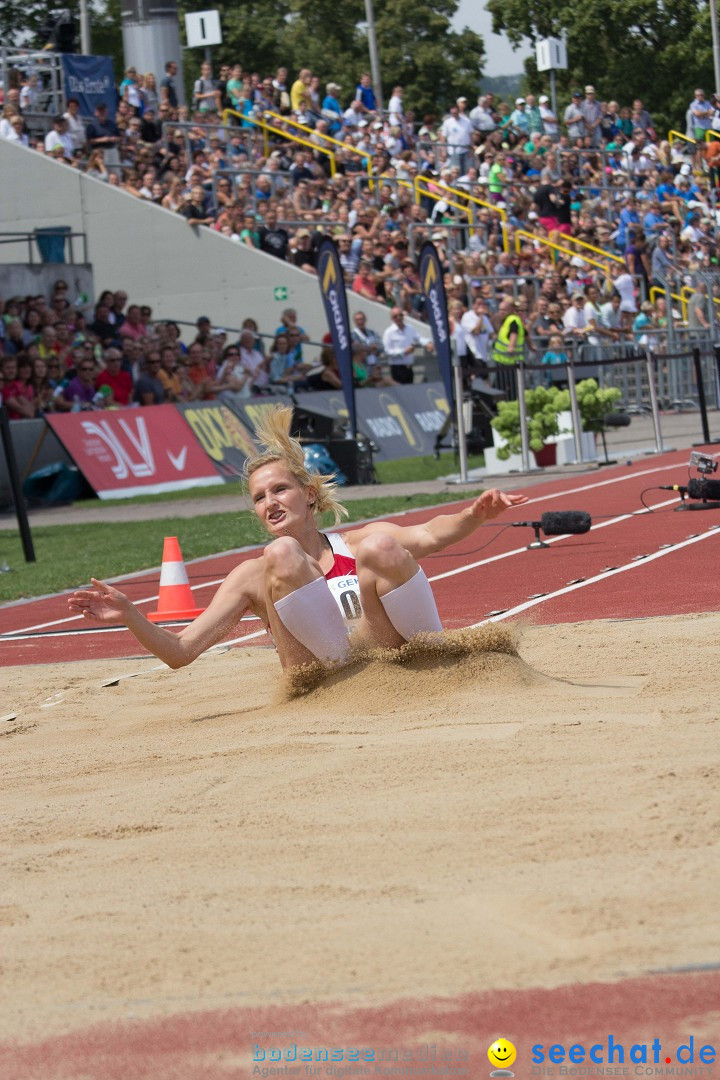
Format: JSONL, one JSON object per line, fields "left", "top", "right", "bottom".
{"left": 147, "top": 536, "right": 205, "bottom": 622}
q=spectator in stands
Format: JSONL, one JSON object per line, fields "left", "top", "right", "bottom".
{"left": 86, "top": 103, "right": 121, "bottom": 165}
{"left": 564, "top": 90, "right": 585, "bottom": 141}
{"left": 118, "top": 304, "right": 145, "bottom": 341}
{"left": 259, "top": 209, "right": 290, "bottom": 260}
{"left": 161, "top": 60, "right": 179, "bottom": 110}
{"left": 182, "top": 184, "right": 214, "bottom": 226}
{"left": 5, "top": 115, "right": 29, "bottom": 146}
{"left": 63, "top": 354, "right": 103, "bottom": 410}
{"left": 381, "top": 307, "right": 429, "bottom": 384}
{"left": 95, "top": 347, "right": 134, "bottom": 406}
{"left": 193, "top": 62, "right": 219, "bottom": 115}
{"left": 580, "top": 85, "right": 603, "bottom": 147}
{"left": 134, "top": 351, "right": 165, "bottom": 404}
{"left": 186, "top": 341, "right": 215, "bottom": 399}
{"left": 354, "top": 72, "right": 377, "bottom": 114}
{"left": 1, "top": 355, "right": 35, "bottom": 419}
{"left": 44, "top": 116, "right": 73, "bottom": 160}
{"left": 351, "top": 310, "right": 383, "bottom": 368}
{"left": 689, "top": 89, "right": 713, "bottom": 140}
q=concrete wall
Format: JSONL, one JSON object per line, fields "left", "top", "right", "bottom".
{"left": 0, "top": 139, "right": 430, "bottom": 355}
{"left": 0, "top": 264, "right": 94, "bottom": 307}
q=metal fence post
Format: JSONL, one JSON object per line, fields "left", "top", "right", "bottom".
{"left": 566, "top": 358, "right": 584, "bottom": 463}
{"left": 693, "top": 345, "right": 712, "bottom": 444}
{"left": 516, "top": 361, "right": 531, "bottom": 472}
{"left": 645, "top": 348, "right": 668, "bottom": 454}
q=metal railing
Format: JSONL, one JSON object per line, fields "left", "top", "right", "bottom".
{"left": 222, "top": 108, "right": 338, "bottom": 176}
{"left": 262, "top": 109, "right": 374, "bottom": 184}
{"left": 0, "top": 229, "right": 88, "bottom": 265}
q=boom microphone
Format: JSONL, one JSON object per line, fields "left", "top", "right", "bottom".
{"left": 660, "top": 479, "right": 720, "bottom": 509}
{"left": 688, "top": 478, "right": 720, "bottom": 500}
{"left": 512, "top": 510, "right": 592, "bottom": 548}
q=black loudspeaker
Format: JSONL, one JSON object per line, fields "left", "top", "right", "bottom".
{"left": 291, "top": 406, "right": 335, "bottom": 440}
{"left": 326, "top": 439, "right": 360, "bottom": 485}
{"left": 308, "top": 438, "right": 377, "bottom": 485}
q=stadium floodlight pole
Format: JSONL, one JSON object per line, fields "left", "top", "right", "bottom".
{"left": 364, "top": 0, "right": 384, "bottom": 111}
{"left": 79, "top": 0, "right": 91, "bottom": 54}
{"left": 712, "top": 0, "right": 720, "bottom": 96}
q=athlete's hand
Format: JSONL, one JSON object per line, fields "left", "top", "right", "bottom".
{"left": 470, "top": 489, "right": 529, "bottom": 522}
{"left": 67, "top": 578, "right": 133, "bottom": 625}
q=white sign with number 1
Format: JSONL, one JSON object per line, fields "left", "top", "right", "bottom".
{"left": 184, "top": 10, "right": 222, "bottom": 48}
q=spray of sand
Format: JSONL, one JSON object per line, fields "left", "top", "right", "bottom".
{"left": 278, "top": 624, "right": 542, "bottom": 708}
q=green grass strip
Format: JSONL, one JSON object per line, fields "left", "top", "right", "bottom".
{"left": 0, "top": 490, "right": 482, "bottom": 604}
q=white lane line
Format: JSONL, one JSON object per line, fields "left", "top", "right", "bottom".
{"left": 471, "top": 528, "right": 719, "bottom": 626}
{"left": 427, "top": 497, "right": 679, "bottom": 583}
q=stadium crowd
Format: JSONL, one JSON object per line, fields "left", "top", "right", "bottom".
{"left": 2, "top": 57, "right": 720, "bottom": 418}
{"left": 0, "top": 280, "right": 424, "bottom": 420}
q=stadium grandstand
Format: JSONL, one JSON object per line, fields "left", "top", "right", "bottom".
{"left": 1, "top": 48, "right": 720, "bottom": 426}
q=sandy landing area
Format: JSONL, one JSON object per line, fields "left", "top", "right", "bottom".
{"left": 2, "top": 613, "right": 720, "bottom": 1043}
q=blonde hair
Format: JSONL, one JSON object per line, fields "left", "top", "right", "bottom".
{"left": 244, "top": 404, "right": 348, "bottom": 526}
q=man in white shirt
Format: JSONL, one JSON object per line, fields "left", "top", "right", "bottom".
{"left": 461, "top": 298, "right": 494, "bottom": 365}
{"left": 469, "top": 95, "right": 496, "bottom": 133}
{"left": 63, "top": 98, "right": 87, "bottom": 152}
{"left": 538, "top": 95, "right": 559, "bottom": 139}
{"left": 388, "top": 86, "right": 404, "bottom": 124}
{"left": 440, "top": 102, "right": 473, "bottom": 173}
{"left": 44, "top": 116, "right": 74, "bottom": 160}
{"left": 562, "top": 293, "right": 589, "bottom": 337}
{"left": 381, "top": 307, "right": 430, "bottom": 384}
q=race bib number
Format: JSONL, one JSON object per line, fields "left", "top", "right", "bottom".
{"left": 326, "top": 575, "right": 362, "bottom": 622}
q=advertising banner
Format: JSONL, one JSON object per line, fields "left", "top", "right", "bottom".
{"left": 316, "top": 237, "right": 357, "bottom": 437}
{"left": 60, "top": 54, "right": 116, "bottom": 118}
{"left": 178, "top": 401, "right": 257, "bottom": 481}
{"left": 46, "top": 406, "right": 224, "bottom": 498}
{"left": 418, "top": 241, "right": 454, "bottom": 405}
{"left": 218, "top": 394, "right": 289, "bottom": 441}
{"left": 294, "top": 382, "right": 450, "bottom": 462}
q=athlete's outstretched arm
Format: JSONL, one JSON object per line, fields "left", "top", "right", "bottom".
{"left": 345, "top": 489, "right": 529, "bottom": 559}
{"left": 67, "top": 561, "right": 255, "bottom": 669}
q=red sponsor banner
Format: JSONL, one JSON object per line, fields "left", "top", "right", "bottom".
{"left": 46, "top": 405, "right": 224, "bottom": 498}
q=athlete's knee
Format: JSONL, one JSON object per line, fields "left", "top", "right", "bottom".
{"left": 355, "top": 532, "right": 413, "bottom": 576}
{"left": 263, "top": 536, "right": 313, "bottom": 585}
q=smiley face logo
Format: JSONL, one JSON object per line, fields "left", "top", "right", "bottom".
{"left": 488, "top": 1039, "right": 517, "bottom": 1070}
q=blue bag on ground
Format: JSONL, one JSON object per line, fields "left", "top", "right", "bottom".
{"left": 303, "top": 444, "right": 347, "bottom": 485}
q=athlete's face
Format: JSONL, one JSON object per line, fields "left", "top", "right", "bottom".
{"left": 249, "top": 462, "right": 314, "bottom": 536}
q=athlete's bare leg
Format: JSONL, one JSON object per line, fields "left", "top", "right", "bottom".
{"left": 264, "top": 537, "right": 350, "bottom": 669}
{"left": 263, "top": 537, "right": 325, "bottom": 669}
{"left": 353, "top": 533, "right": 423, "bottom": 649}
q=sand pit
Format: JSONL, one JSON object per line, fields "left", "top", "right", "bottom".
{"left": 3, "top": 613, "right": 720, "bottom": 1042}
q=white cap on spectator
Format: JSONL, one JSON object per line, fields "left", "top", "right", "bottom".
{"left": 372, "top": 121, "right": 383, "bottom": 129}
{"left": 327, "top": 82, "right": 341, "bottom": 93}
{"left": 539, "top": 95, "right": 549, "bottom": 103}
{"left": 585, "top": 85, "right": 596, "bottom": 93}
{"left": 680, "top": 163, "right": 692, "bottom": 175}
{"left": 432, "top": 231, "right": 446, "bottom": 240}
{"left": 457, "top": 96, "right": 468, "bottom": 104}
{"left": 515, "top": 97, "right": 526, "bottom": 105}
{"left": 528, "top": 211, "right": 538, "bottom": 220}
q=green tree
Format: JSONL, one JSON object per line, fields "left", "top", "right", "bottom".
{"left": 486, "top": 0, "right": 714, "bottom": 134}
{"left": 178, "top": 0, "right": 484, "bottom": 116}
{"left": 374, "top": 0, "right": 485, "bottom": 115}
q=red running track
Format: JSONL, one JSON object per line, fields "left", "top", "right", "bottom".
{"left": 2, "top": 447, "right": 720, "bottom": 668}
{"left": 2, "top": 969, "right": 718, "bottom": 1080}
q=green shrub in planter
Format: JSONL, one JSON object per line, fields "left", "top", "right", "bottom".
{"left": 491, "top": 385, "right": 570, "bottom": 461}
{"left": 574, "top": 379, "right": 623, "bottom": 430}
